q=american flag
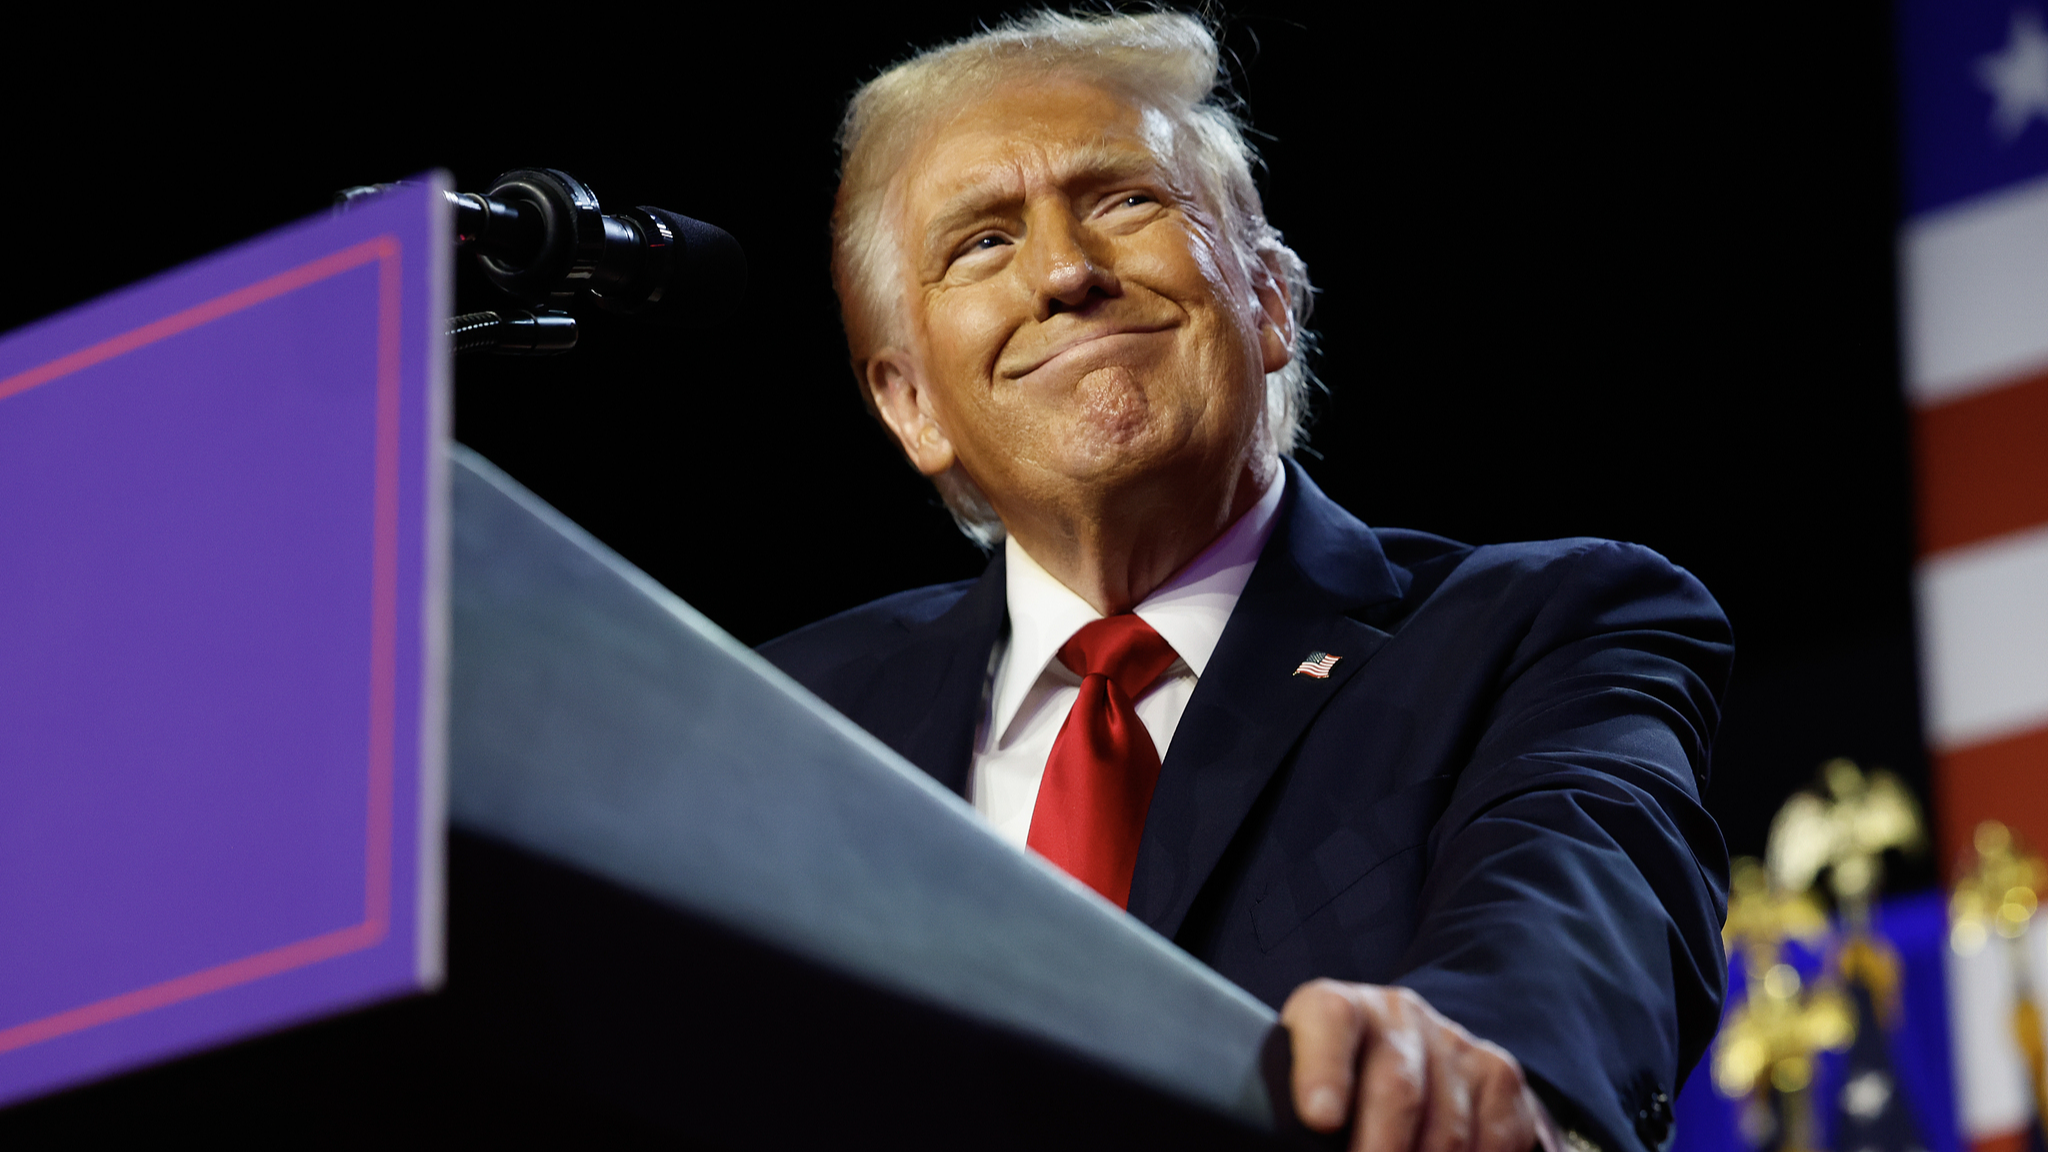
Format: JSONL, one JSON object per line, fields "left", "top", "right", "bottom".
{"left": 1858, "top": 2, "right": 2047, "bottom": 1147}
{"left": 1899, "top": 2, "right": 2048, "bottom": 1145}
{"left": 1292, "top": 652, "right": 1340, "bottom": 679}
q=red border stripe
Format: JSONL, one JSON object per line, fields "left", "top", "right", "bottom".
{"left": 0, "top": 241, "right": 391, "bottom": 405}
{"left": 365, "top": 237, "right": 402, "bottom": 933}
{"left": 0, "top": 234, "right": 404, "bottom": 1055}
{"left": 0, "top": 923, "right": 383, "bottom": 1056}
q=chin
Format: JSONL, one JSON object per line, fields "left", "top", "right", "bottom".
{"left": 1053, "top": 432, "right": 1217, "bottom": 495}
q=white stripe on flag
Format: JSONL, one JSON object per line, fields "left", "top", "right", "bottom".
{"left": 1946, "top": 931, "right": 2039, "bottom": 1136}
{"left": 1902, "top": 171, "right": 2048, "bottom": 407}
{"left": 1918, "top": 520, "right": 2048, "bottom": 751}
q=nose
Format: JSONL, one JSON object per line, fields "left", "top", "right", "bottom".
{"left": 1026, "top": 211, "right": 1118, "bottom": 320}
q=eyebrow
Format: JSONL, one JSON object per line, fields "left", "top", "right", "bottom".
{"left": 917, "top": 144, "right": 1165, "bottom": 256}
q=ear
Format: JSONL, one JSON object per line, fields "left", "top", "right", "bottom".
{"left": 866, "top": 348, "right": 958, "bottom": 478}
{"left": 1250, "top": 255, "right": 1294, "bottom": 375}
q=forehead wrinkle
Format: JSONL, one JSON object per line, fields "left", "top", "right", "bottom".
{"left": 914, "top": 135, "right": 1173, "bottom": 254}
{"left": 916, "top": 156, "right": 1028, "bottom": 254}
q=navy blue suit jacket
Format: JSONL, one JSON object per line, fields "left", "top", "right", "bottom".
{"left": 760, "top": 461, "right": 1732, "bottom": 1151}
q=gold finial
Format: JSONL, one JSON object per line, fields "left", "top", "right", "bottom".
{"left": 1766, "top": 759, "right": 1925, "bottom": 921}
{"left": 1724, "top": 857, "right": 1830, "bottom": 977}
{"left": 1712, "top": 852, "right": 1857, "bottom": 1151}
{"left": 1951, "top": 820, "right": 2047, "bottom": 955}
{"left": 1712, "top": 958, "right": 1856, "bottom": 1098}
{"left": 1712, "top": 758, "right": 1927, "bottom": 1151}
{"left": 1951, "top": 821, "right": 2048, "bottom": 1130}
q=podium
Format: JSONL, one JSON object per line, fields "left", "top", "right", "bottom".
{"left": 0, "top": 183, "right": 1307, "bottom": 1144}
{"left": 444, "top": 446, "right": 1296, "bottom": 1144}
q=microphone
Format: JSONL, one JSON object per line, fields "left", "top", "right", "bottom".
{"left": 338, "top": 169, "right": 746, "bottom": 329}
{"left": 455, "top": 168, "right": 745, "bottom": 328}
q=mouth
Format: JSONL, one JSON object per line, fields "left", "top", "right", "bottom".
{"left": 1003, "top": 324, "right": 1174, "bottom": 380}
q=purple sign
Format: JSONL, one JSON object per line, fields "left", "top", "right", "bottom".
{"left": 0, "top": 179, "right": 449, "bottom": 1106}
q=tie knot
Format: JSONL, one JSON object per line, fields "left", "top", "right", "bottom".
{"left": 1057, "top": 614, "right": 1179, "bottom": 701}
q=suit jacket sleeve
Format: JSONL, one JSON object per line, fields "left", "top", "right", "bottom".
{"left": 1388, "top": 539, "right": 1731, "bottom": 1151}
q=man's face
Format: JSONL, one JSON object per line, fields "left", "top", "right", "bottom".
{"left": 868, "top": 76, "right": 1291, "bottom": 530}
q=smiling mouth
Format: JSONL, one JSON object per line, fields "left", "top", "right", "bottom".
{"left": 1004, "top": 326, "right": 1174, "bottom": 379}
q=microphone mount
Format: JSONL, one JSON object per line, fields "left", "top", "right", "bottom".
{"left": 335, "top": 168, "right": 746, "bottom": 357}
{"left": 449, "top": 309, "right": 579, "bottom": 356}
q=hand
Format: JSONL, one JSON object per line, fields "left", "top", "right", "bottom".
{"left": 1281, "top": 980, "right": 1564, "bottom": 1152}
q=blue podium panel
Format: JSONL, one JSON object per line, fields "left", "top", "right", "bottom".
{"left": 0, "top": 181, "right": 450, "bottom": 1107}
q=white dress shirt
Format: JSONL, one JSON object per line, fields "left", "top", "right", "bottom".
{"left": 968, "top": 469, "right": 1288, "bottom": 847}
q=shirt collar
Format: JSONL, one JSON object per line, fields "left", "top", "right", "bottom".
{"left": 990, "top": 466, "right": 1288, "bottom": 741}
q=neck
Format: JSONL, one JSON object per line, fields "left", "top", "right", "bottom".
{"left": 1002, "top": 454, "right": 1278, "bottom": 615}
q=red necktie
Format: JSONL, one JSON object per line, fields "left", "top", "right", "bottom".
{"left": 1026, "top": 614, "right": 1179, "bottom": 908}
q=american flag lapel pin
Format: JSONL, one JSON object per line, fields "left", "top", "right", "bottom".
{"left": 1293, "top": 651, "right": 1341, "bottom": 679}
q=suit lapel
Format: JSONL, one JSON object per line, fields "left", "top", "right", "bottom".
{"left": 1126, "top": 463, "right": 1409, "bottom": 939}
{"left": 869, "top": 551, "right": 1008, "bottom": 799}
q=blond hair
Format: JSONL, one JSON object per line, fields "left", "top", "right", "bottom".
{"left": 832, "top": 9, "right": 1315, "bottom": 546}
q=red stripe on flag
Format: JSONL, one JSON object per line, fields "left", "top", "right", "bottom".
{"left": 1971, "top": 1132, "right": 2029, "bottom": 1152}
{"left": 1935, "top": 723, "right": 2048, "bottom": 864}
{"left": 1916, "top": 366, "right": 2048, "bottom": 555}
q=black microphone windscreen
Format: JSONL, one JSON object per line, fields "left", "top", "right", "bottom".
{"left": 637, "top": 206, "right": 747, "bottom": 328}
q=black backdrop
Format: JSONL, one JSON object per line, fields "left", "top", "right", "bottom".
{"left": 7, "top": 8, "right": 1924, "bottom": 870}
{"left": 6, "top": 4, "right": 1924, "bottom": 868}
{"left": 1, "top": 4, "right": 1926, "bottom": 1122}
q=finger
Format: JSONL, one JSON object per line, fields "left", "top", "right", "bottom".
{"left": 1414, "top": 1023, "right": 1475, "bottom": 1152}
{"left": 1282, "top": 980, "right": 1368, "bottom": 1132}
{"left": 1462, "top": 1049, "right": 1537, "bottom": 1152}
{"left": 1353, "top": 989, "right": 1428, "bottom": 1152}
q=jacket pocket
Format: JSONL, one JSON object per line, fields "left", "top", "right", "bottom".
{"left": 1251, "top": 775, "right": 1453, "bottom": 952}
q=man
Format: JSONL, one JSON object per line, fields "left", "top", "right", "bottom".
{"left": 762, "top": 12, "right": 1730, "bottom": 1151}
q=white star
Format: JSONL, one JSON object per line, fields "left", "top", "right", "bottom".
{"left": 1978, "top": 9, "right": 2048, "bottom": 142}
{"left": 1840, "top": 1069, "right": 1893, "bottom": 1120}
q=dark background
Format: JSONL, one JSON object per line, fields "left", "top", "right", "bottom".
{"left": 5, "top": 5, "right": 1925, "bottom": 868}
{"left": 0, "top": 2, "right": 1927, "bottom": 1127}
